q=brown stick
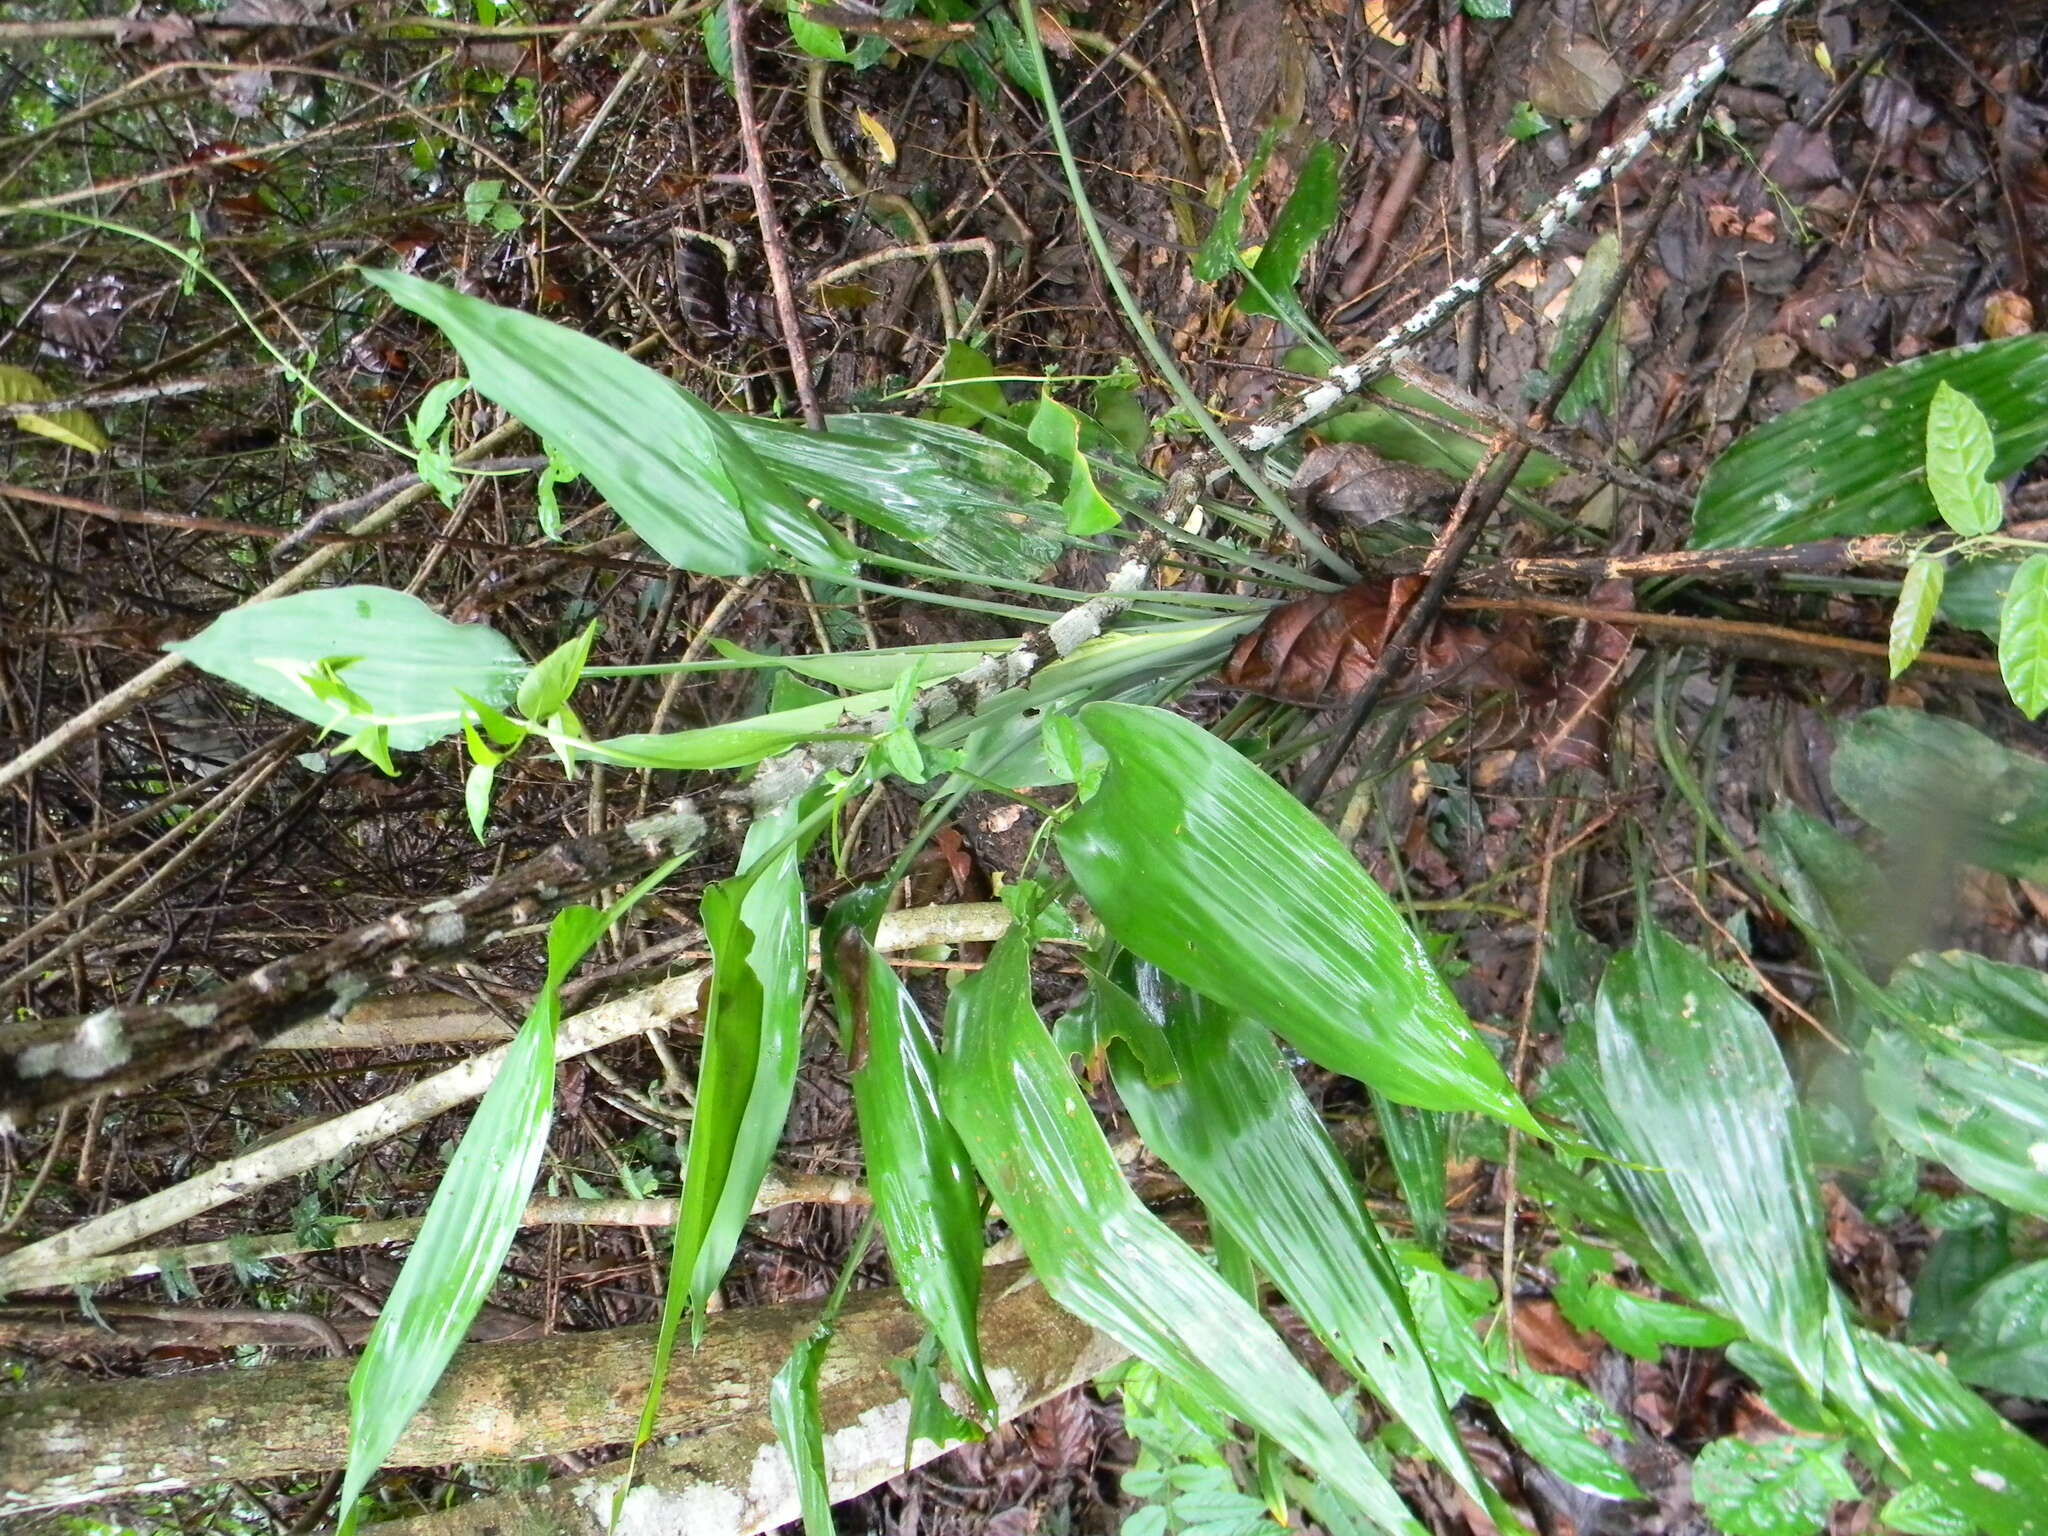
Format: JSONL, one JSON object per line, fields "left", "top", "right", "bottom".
{"left": 727, "top": 0, "right": 827, "bottom": 432}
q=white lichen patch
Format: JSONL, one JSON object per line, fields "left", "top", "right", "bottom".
{"left": 18, "top": 1010, "right": 131, "bottom": 1080}
{"left": 573, "top": 1471, "right": 744, "bottom": 1536}
{"left": 422, "top": 910, "right": 467, "bottom": 948}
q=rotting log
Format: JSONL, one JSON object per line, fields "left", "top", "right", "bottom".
{"left": 0, "top": 1263, "right": 1126, "bottom": 1529}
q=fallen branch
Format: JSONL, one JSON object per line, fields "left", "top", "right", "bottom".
{"left": 0, "top": 1262, "right": 1127, "bottom": 1526}
{"left": 0, "top": 902, "right": 1014, "bottom": 1294}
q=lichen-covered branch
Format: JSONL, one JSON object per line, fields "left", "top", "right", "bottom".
{"left": 0, "top": 805, "right": 706, "bottom": 1134}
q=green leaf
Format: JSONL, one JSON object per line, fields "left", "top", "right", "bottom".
{"left": 1909, "top": 1219, "right": 2011, "bottom": 1345}
{"left": 1691, "top": 337, "right": 2048, "bottom": 548}
{"left": 822, "top": 887, "right": 994, "bottom": 1414}
{"left": 1944, "top": 1258, "right": 2048, "bottom": 1399}
{"left": 1105, "top": 976, "right": 1489, "bottom": 1510}
{"left": 1505, "top": 100, "right": 1550, "bottom": 139}
{"left": 730, "top": 411, "right": 1067, "bottom": 577}
{"left": 933, "top": 339, "right": 1009, "bottom": 424}
{"left": 1549, "top": 233, "right": 1625, "bottom": 426}
{"left": 1194, "top": 125, "right": 1279, "bottom": 284}
{"left": 363, "top": 269, "right": 845, "bottom": 577}
{"left": 1549, "top": 1240, "right": 1741, "bottom": 1363}
{"left": 702, "top": 2, "right": 733, "bottom": 84}
{"left": 1831, "top": 709, "right": 2048, "bottom": 884}
{"left": 1319, "top": 376, "right": 1564, "bottom": 488}
{"left": 785, "top": 0, "right": 850, "bottom": 61}
{"left": 336, "top": 903, "right": 623, "bottom": 1534}
{"left": 1925, "top": 381, "right": 2005, "bottom": 537}
{"left": 1865, "top": 1011, "right": 2048, "bottom": 1221}
{"left": 517, "top": 618, "right": 598, "bottom": 722}
{"left": 409, "top": 375, "right": 470, "bottom": 449}
{"left": 941, "top": 932, "right": 1425, "bottom": 1535}
{"left": 1592, "top": 925, "right": 1830, "bottom": 1393}
{"left": 1890, "top": 556, "right": 1945, "bottom": 678}
{"left": 769, "top": 1227, "right": 871, "bottom": 1536}
{"left": 1240, "top": 141, "right": 1340, "bottom": 321}
{"left": 1373, "top": 1098, "right": 1447, "bottom": 1254}
{"left": 1464, "top": 0, "right": 1511, "bottom": 17}
{"left": 1055, "top": 704, "right": 1537, "bottom": 1130}
{"left": 1997, "top": 553, "right": 2048, "bottom": 718}
{"left": 1025, "top": 394, "right": 1120, "bottom": 537}
{"left": 167, "top": 586, "right": 523, "bottom": 753}
{"left": 1692, "top": 1436, "right": 1858, "bottom": 1536}
{"left": 671, "top": 804, "right": 809, "bottom": 1338}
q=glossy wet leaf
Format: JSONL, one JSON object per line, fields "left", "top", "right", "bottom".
{"left": 168, "top": 586, "right": 523, "bottom": 753}
{"left": 1194, "top": 125, "right": 1279, "bottom": 283}
{"left": 1056, "top": 703, "right": 1536, "bottom": 1130}
{"left": 337, "top": 903, "right": 621, "bottom": 1534}
{"left": 1549, "top": 1239, "right": 1740, "bottom": 1363}
{"left": 1592, "top": 925, "right": 1830, "bottom": 1392}
{"left": 769, "top": 1224, "right": 871, "bottom": 1536}
{"left": 671, "top": 803, "right": 809, "bottom": 1337}
{"left": 1692, "top": 1435, "right": 1857, "bottom": 1536}
{"left": 1024, "top": 394, "right": 1119, "bottom": 537}
{"left": 1240, "top": 141, "right": 1340, "bottom": 320}
{"left": 941, "top": 932, "right": 1424, "bottom": 1535}
{"left": 1691, "top": 337, "right": 2048, "bottom": 548}
{"left": 823, "top": 887, "right": 993, "bottom": 1413}
{"left": 1319, "top": 377, "right": 1564, "bottom": 488}
{"left": 1997, "top": 554, "right": 2048, "bottom": 719}
{"left": 1104, "top": 974, "right": 1485, "bottom": 1507}
{"left": 1831, "top": 709, "right": 2048, "bottom": 884}
{"left": 1550, "top": 233, "right": 1624, "bottom": 426}
{"left": 728, "top": 411, "right": 1065, "bottom": 576}
{"left": 364, "top": 269, "right": 843, "bottom": 576}
{"left": 1942, "top": 1258, "right": 2048, "bottom": 1399}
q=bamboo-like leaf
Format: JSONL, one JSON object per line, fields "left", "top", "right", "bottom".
{"left": 1691, "top": 337, "right": 2048, "bottom": 548}
{"left": 769, "top": 1225, "right": 873, "bottom": 1536}
{"left": 1592, "top": 925, "right": 1831, "bottom": 1393}
{"left": 0, "top": 362, "right": 110, "bottom": 452}
{"left": 941, "top": 932, "right": 1425, "bottom": 1535}
{"left": 1104, "top": 973, "right": 1486, "bottom": 1508}
{"left": 1550, "top": 233, "right": 1625, "bottom": 426}
{"left": 1925, "top": 381, "right": 2004, "bottom": 537}
{"left": 363, "top": 269, "right": 844, "bottom": 576}
{"left": 822, "top": 887, "right": 993, "bottom": 1414}
{"left": 1997, "top": 554, "right": 2048, "bottom": 719}
{"left": 1944, "top": 1258, "right": 2048, "bottom": 1399}
{"left": 671, "top": 803, "right": 809, "bottom": 1338}
{"left": 1056, "top": 703, "right": 1537, "bottom": 1130}
{"left": 1831, "top": 709, "right": 2048, "bottom": 884}
{"left": 168, "top": 586, "right": 524, "bottom": 752}
{"left": 336, "top": 902, "right": 621, "bottom": 1533}
{"left": 1889, "top": 556, "right": 1945, "bottom": 678}
{"left": 1865, "top": 1018, "right": 2048, "bottom": 1221}
{"left": 1194, "top": 125, "right": 1279, "bottom": 283}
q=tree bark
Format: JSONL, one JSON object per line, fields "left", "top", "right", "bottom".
{"left": 0, "top": 1264, "right": 1126, "bottom": 1528}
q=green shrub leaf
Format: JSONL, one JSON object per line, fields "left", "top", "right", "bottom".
{"left": 1925, "top": 381, "right": 2005, "bottom": 536}
{"left": 1889, "top": 556, "right": 1945, "bottom": 678}
{"left": 1692, "top": 1436, "right": 1857, "bottom": 1536}
{"left": 167, "top": 586, "right": 522, "bottom": 753}
{"left": 1240, "top": 141, "right": 1340, "bottom": 321}
{"left": 1997, "top": 553, "right": 2048, "bottom": 718}
{"left": 941, "top": 931, "right": 1425, "bottom": 1535}
{"left": 1690, "top": 337, "right": 2048, "bottom": 548}
{"left": 1831, "top": 709, "right": 2048, "bottom": 884}
{"left": 1056, "top": 703, "right": 1537, "bottom": 1130}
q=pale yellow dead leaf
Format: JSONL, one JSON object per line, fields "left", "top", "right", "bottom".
{"left": 854, "top": 108, "right": 897, "bottom": 167}
{"left": 1363, "top": 0, "right": 1406, "bottom": 45}
{"left": 0, "top": 363, "right": 110, "bottom": 453}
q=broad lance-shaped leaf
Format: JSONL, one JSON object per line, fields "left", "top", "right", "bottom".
{"left": 1830, "top": 709, "right": 2048, "bottom": 885}
{"left": 822, "top": 886, "right": 993, "bottom": 1414}
{"left": 337, "top": 903, "right": 615, "bottom": 1534}
{"left": 1592, "top": 924, "right": 1831, "bottom": 1394}
{"left": 1057, "top": 703, "right": 1536, "bottom": 1131}
{"left": 941, "top": 931, "right": 1425, "bottom": 1536}
{"left": 1925, "top": 380, "right": 2005, "bottom": 537}
{"left": 1998, "top": 553, "right": 2048, "bottom": 720}
{"left": 1943, "top": 1257, "right": 2048, "bottom": 1399}
{"left": 363, "top": 269, "right": 846, "bottom": 577}
{"left": 1691, "top": 336, "right": 2048, "bottom": 548}
{"left": 672, "top": 803, "right": 808, "bottom": 1339}
{"left": 1103, "top": 972, "right": 1490, "bottom": 1511}
{"left": 168, "top": 586, "right": 523, "bottom": 753}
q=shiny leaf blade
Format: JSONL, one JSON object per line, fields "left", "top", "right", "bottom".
{"left": 1864, "top": 1026, "right": 2048, "bottom": 1221}
{"left": 1690, "top": 337, "right": 2048, "bottom": 548}
{"left": 1945, "top": 1258, "right": 2048, "bottom": 1399}
{"left": 1105, "top": 975, "right": 1486, "bottom": 1507}
{"left": 1240, "top": 141, "right": 1340, "bottom": 321}
{"left": 824, "top": 888, "right": 993, "bottom": 1413}
{"left": 363, "top": 269, "right": 843, "bottom": 576}
{"left": 672, "top": 804, "right": 809, "bottom": 1333}
{"left": 1997, "top": 554, "right": 2048, "bottom": 719}
{"left": 1056, "top": 703, "right": 1536, "bottom": 1130}
{"left": 1592, "top": 925, "right": 1830, "bottom": 1392}
{"left": 941, "top": 932, "right": 1424, "bottom": 1535}
{"left": 337, "top": 904, "right": 615, "bottom": 1533}
{"left": 1831, "top": 709, "right": 2048, "bottom": 884}
{"left": 1889, "top": 556, "right": 1945, "bottom": 678}
{"left": 167, "top": 586, "right": 523, "bottom": 753}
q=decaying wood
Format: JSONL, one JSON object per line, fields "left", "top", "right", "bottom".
{"left": 0, "top": 805, "right": 706, "bottom": 1134}
{"left": 0, "top": 1263, "right": 1127, "bottom": 1530}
